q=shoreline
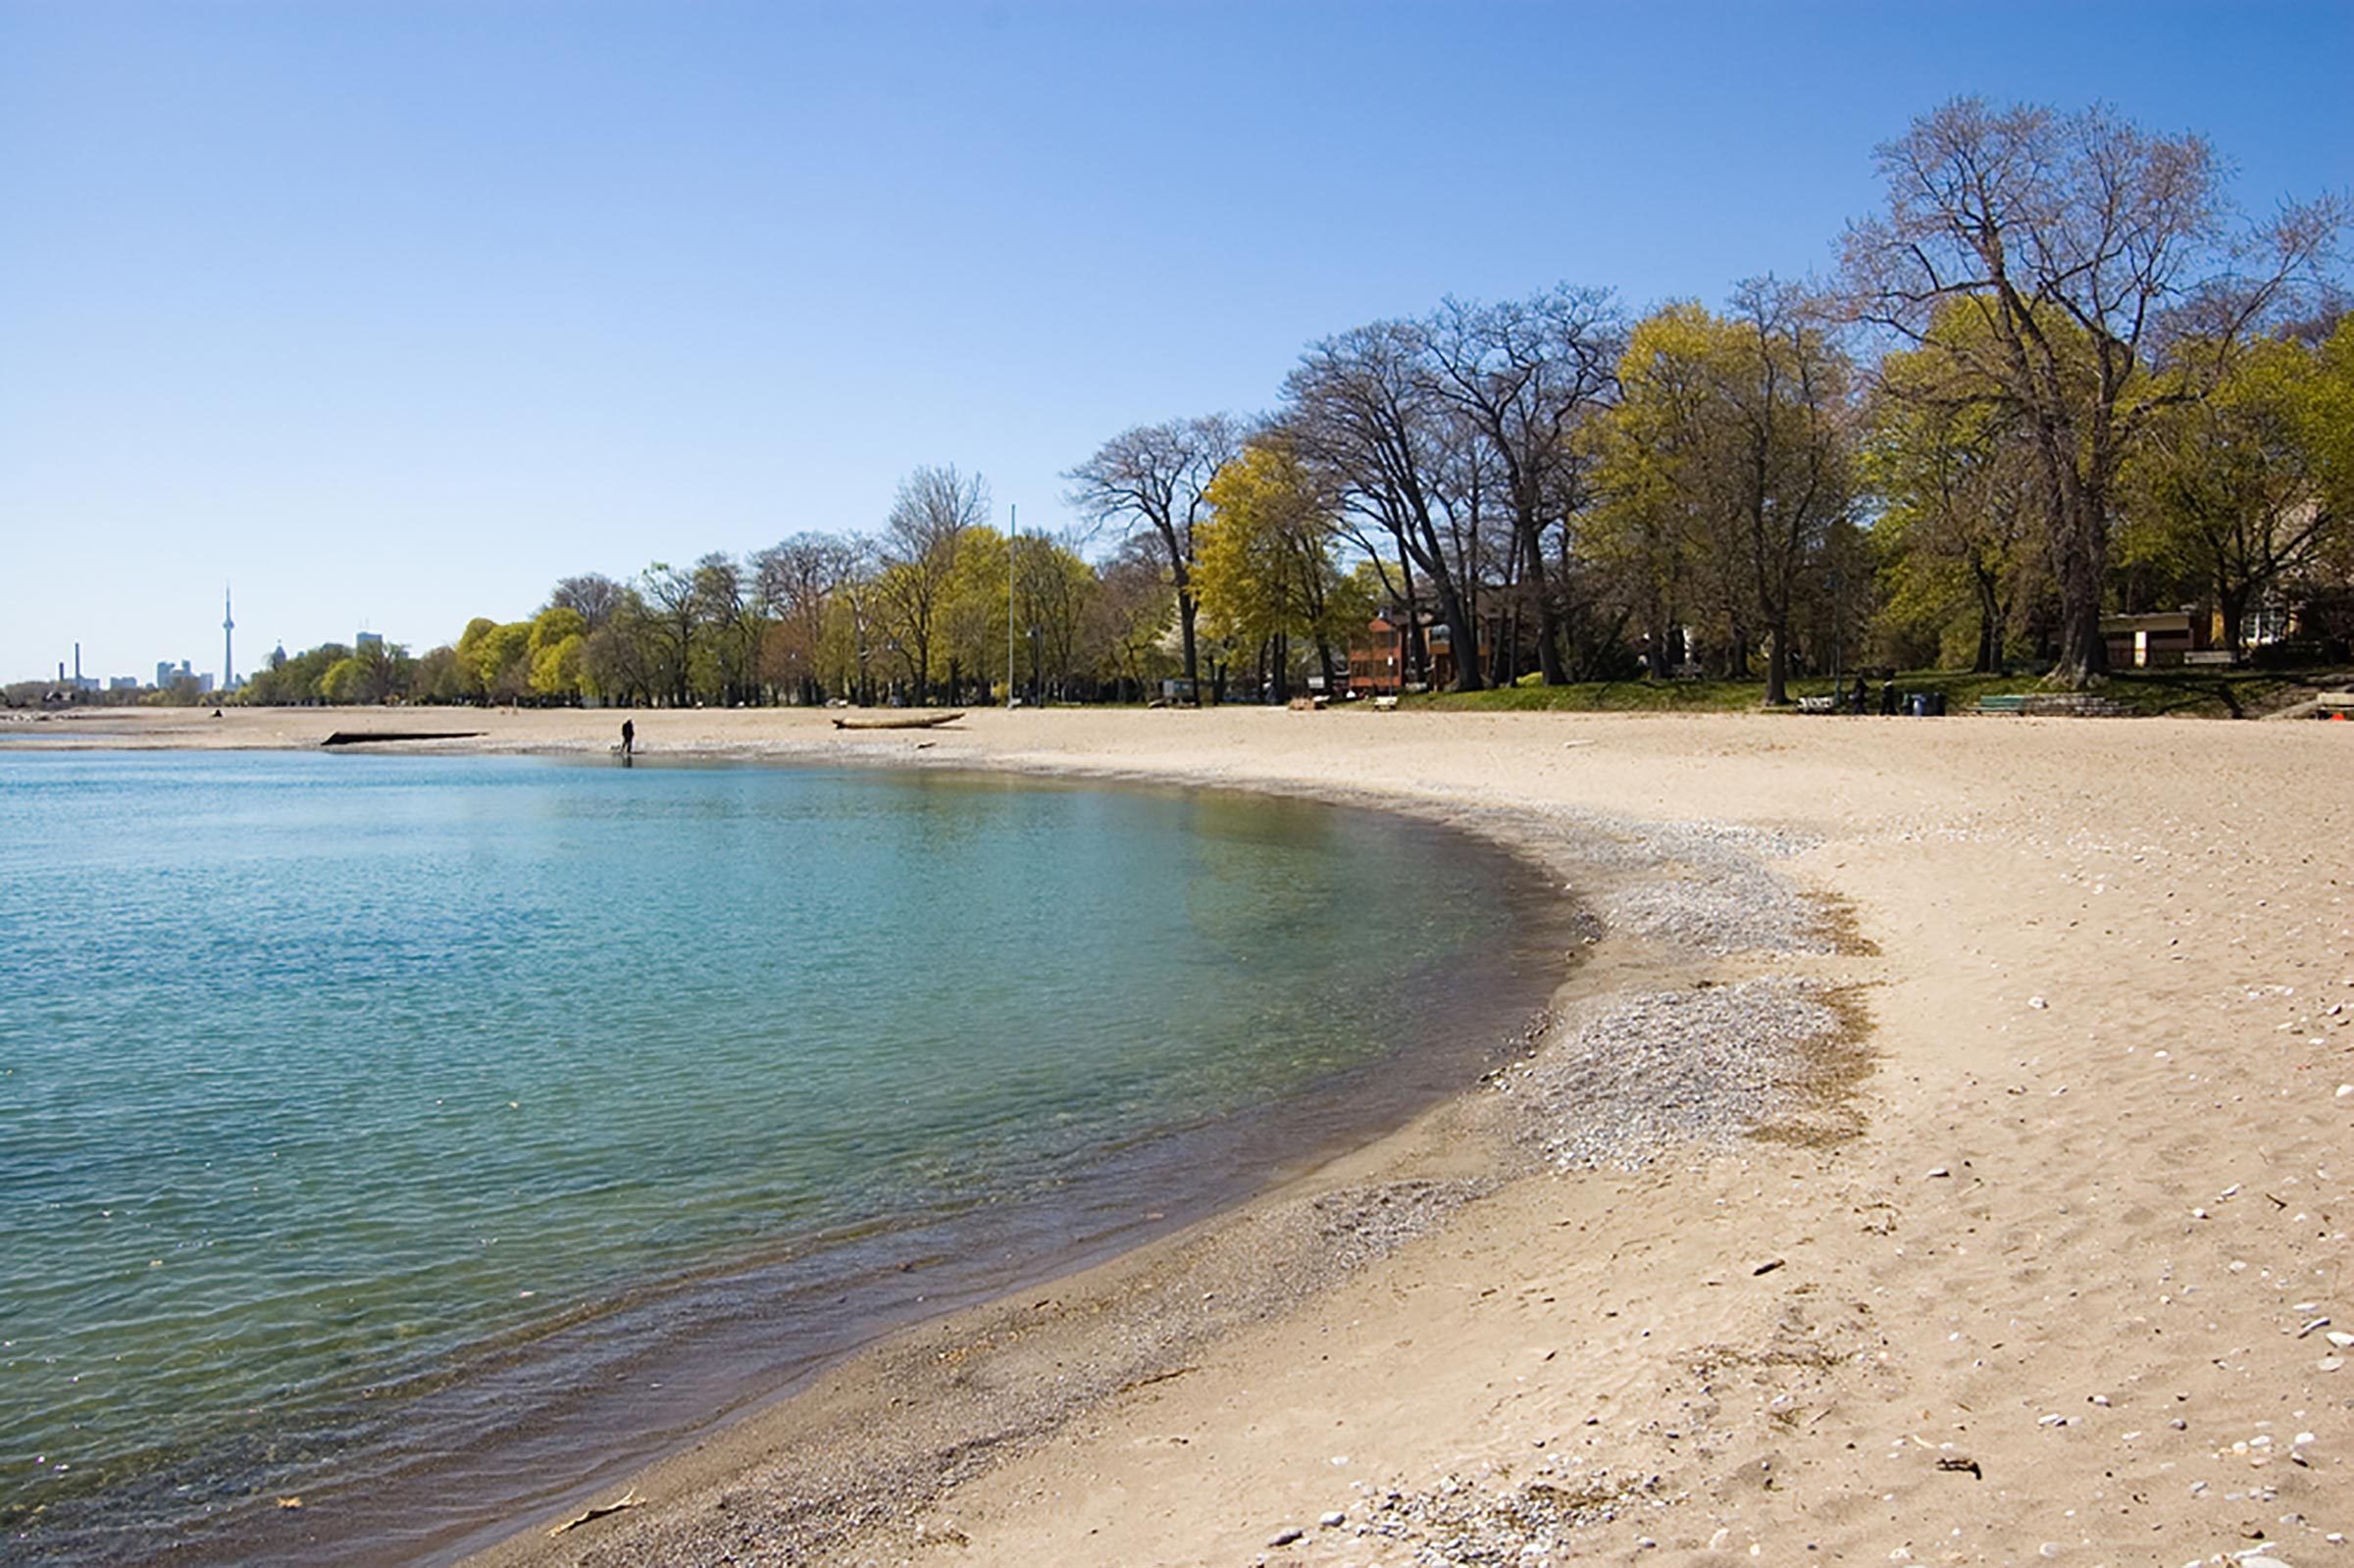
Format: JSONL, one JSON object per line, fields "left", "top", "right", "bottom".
{"left": 19, "top": 706, "right": 2354, "bottom": 1566}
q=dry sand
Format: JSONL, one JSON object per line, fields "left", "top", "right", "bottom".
{"left": 20, "top": 702, "right": 2354, "bottom": 1567}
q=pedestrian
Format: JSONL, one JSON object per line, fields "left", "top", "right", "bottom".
{"left": 620, "top": 718, "right": 635, "bottom": 759}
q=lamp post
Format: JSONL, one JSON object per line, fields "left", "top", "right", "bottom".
{"left": 1005, "top": 503, "right": 1018, "bottom": 708}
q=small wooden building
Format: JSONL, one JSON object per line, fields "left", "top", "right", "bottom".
{"left": 2100, "top": 611, "right": 2208, "bottom": 669}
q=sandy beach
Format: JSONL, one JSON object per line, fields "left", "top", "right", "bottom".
{"left": 18, "top": 702, "right": 2353, "bottom": 1567}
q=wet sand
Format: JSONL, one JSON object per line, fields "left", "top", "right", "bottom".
{"left": 26, "top": 702, "right": 2354, "bottom": 1567}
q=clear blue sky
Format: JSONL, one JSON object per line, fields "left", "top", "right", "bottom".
{"left": 4, "top": 0, "right": 2348, "bottom": 683}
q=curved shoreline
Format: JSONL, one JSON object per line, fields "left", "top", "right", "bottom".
{"left": 21, "top": 705, "right": 2354, "bottom": 1567}
{"left": 448, "top": 761, "right": 1827, "bottom": 1568}
{"left": 3, "top": 721, "right": 1641, "bottom": 1567}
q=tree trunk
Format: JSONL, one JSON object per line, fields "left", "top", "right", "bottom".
{"left": 1764, "top": 617, "right": 1791, "bottom": 706}
{"left": 1428, "top": 577, "right": 1484, "bottom": 693}
{"left": 2048, "top": 512, "right": 2110, "bottom": 686}
{"left": 1178, "top": 588, "right": 1202, "bottom": 704}
{"left": 1521, "top": 524, "right": 1568, "bottom": 684}
{"left": 1972, "top": 567, "right": 2004, "bottom": 674}
{"left": 2219, "top": 581, "right": 2249, "bottom": 661}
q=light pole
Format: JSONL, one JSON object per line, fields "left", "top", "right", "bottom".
{"left": 1005, "top": 503, "right": 1018, "bottom": 707}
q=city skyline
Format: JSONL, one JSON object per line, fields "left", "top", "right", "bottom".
{"left": 5, "top": 0, "right": 2349, "bottom": 683}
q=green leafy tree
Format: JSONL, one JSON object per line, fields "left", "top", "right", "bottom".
{"left": 2121, "top": 330, "right": 2352, "bottom": 654}
{"left": 1865, "top": 302, "right": 2051, "bottom": 672}
{"left": 1597, "top": 285, "right": 1855, "bottom": 704}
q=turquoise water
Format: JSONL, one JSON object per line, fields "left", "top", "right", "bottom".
{"left": 0, "top": 751, "right": 1560, "bottom": 1564}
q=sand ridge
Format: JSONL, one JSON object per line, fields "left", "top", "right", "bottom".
{"left": 26, "top": 704, "right": 2354, "bottom": 1567}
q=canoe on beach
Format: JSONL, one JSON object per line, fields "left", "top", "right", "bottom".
{"left": 830, "top": 711, "right": 965, "bottom": 731}
{"left": 320, "top": 730, "right": 487, "bottom": 746}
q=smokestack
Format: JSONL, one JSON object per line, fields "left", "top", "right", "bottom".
{"left": 74, "top": 642, "right": 81, "bottom": 682}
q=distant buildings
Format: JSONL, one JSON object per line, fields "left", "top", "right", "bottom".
{"left": 153, "top": 659, "right": 216, "bottom": 694}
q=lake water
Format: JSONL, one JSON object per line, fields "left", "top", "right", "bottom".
{"left": 0, "top": 750, "right": 1564, "bottom": 1564}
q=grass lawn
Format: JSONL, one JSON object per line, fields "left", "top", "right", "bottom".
{"left": 1407, "top": 665, "right": 2353, "bottom": 720}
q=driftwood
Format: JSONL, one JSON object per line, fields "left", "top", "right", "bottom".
{"left": 830, "top": 711, "right": 965, "bottom": 732}
{"left": 320, "top": 731, "right": 486, "bottom": 746}
{"left": 547, "top": 1489, "right": 644, "bottom": 1537}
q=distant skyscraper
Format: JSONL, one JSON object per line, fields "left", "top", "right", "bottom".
{"left": 223, "top": 585, "right": 235, "bottom": 689}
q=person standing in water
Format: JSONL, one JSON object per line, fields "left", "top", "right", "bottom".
{"left": 620, "top": 718, "right": 635, "bottom": 761}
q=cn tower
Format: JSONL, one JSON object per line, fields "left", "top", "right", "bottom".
{"left": 223, "top": 584, "right": 235, "bottom": 689}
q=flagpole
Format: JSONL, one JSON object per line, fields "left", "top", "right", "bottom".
{"left": 1005, "top": 503, "right": 1017, "bottom": 707}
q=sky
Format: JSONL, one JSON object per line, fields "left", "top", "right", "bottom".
{"left": 3, "top": 0, "right": 2349, "bottom": 684}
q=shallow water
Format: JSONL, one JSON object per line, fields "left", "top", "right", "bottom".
{"left": 0, "top": 750, "right": 1562, "bottom": 1563}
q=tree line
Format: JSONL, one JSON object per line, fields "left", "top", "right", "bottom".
{"left": 243, "top": 96, "right": 2349, "bottom": 710}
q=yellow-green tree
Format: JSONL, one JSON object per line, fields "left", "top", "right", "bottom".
{"left": 939, "top": 526, "right": 1008, "bottom": 701}
{"left": 527, "top": 606, "right": 588, "bottom": 703}
{"left": 1845, "top": 96, "right": 2338, "bottom": 685}
{"left": 873, "top": 465, "right": 991, "bottom": 704}
{"left": 469, "top": 621, "right": 534, "bottom": 703}
{"left": 452, "top": 617, "right": 498, "bottom": 702}
{"left": 1864, "top": 301, "right": 2051, "bottom": 672}
{"left": 1197, "top": 440, "right": 1363, "bottom": 697}
{"left": 1595, "top": 283, "right": 1854, "bottom": 703}
{"left": 2122, "top": 327, "right": 2354, "bottom": 654}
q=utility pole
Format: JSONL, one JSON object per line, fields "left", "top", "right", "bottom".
{"left": 1005, "top": 503, "right": 1017, "bottom": 707}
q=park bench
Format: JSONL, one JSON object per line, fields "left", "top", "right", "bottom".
{"left": 1975, "top": 694, "right": 2029, "bottom": 715}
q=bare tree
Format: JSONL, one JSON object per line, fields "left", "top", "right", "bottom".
{"left": 1843, "top": 97, "right": 2341, "bottom": 686}
{"left": 1419, "top": 286, "right": 1626, "bottom": 683}
{"left": 1064, "top": 415, "right": 1240, "bottom": 702}
{"left": 752, "top": 532, "right": 858, "bottom": 704}
{"left": 1282, "top": 323, "right": 1487, "bottom": 690}
{"left": 875, "top": 465, "right": 991, "bottom": 704}
{"left": 1080, "top": 534, "right": 1178, "bottom": 701}
{"left": 635, "top": 562, "right": 700, "bottom": 706}
{"left": 549, "top": 573, "right": 629, "bottom": 631}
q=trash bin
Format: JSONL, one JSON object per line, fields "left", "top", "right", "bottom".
{"left": 1926, "top": 691, "right": 1947, "bottom": 717}
{"left": 1907, "top": 692, "right": 1927, "bottom": 717}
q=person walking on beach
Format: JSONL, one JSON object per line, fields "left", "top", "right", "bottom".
{"left": 620, "top": 718, "right": 635, "bottom": 760}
